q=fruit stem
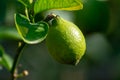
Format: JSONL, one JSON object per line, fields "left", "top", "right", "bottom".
{"left": 11, "top": 42, "right": 26, "bottom": 80}
{"left": 44, "top": 13, "right": 57, "bottom": 22}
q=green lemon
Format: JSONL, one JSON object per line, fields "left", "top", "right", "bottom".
{"left": 46, "top": 15, "right": 86, "bottom": 65}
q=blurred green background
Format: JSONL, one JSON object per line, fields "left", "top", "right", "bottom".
{"left": 0, "top": 0, "right": 120, "bottom": 80}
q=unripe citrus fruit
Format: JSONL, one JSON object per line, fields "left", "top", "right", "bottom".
{"left": 46, "top": 15, "right": 86, "bottom": 65}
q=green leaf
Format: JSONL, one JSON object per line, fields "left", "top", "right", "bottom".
{"left": 0, "top": 27, "right": 21, "bottom": 40}
{"left": 0, "top": 46, "right": 13, "bottom": 71}
{"left": 14, "top": 13, "right": 49, "bottom": 44}
{"left": 34, "top": 0, "right": 83, "bottom": 14}
{"left": 18, "top": 0, "right": 33, "bottom": 7}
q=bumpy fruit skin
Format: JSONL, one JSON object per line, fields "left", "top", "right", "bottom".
{"left": 46, "top": 16, "right": 86, "bottom": 65}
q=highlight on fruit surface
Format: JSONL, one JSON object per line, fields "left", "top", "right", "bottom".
{"left": 46, "top": 14, "right": 86, "bottom": 65}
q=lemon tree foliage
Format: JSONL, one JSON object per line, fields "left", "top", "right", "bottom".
{"left": 0, "top": 46, "right": 13, "bottom": 71}
{"left": 18, "top": 0, "right": 33, "bottom": 7}
{"left": 0, "top": 27, "right": 21, "bottom": 40}
{"left": 34, "top": 0, "right": 83, "bottom": 14}
{"left": 15, "top": 14, "right": 49, "bottom": 44}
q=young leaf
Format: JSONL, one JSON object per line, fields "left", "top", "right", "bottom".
{"left": 14, "top": 14, "right": 49, "bottom": 44}
{"left": 18, "top": 0, "right": 33, "bottom": 7}
{"left": 34, "top": 0, "right": 83, "bottom": 14}
{"left": 0, "top": 46, "right": 13, "bottom": 71}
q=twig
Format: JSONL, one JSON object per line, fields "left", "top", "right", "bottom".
{"left": 11, "top": 42, "right": 26, "bottom": 80}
